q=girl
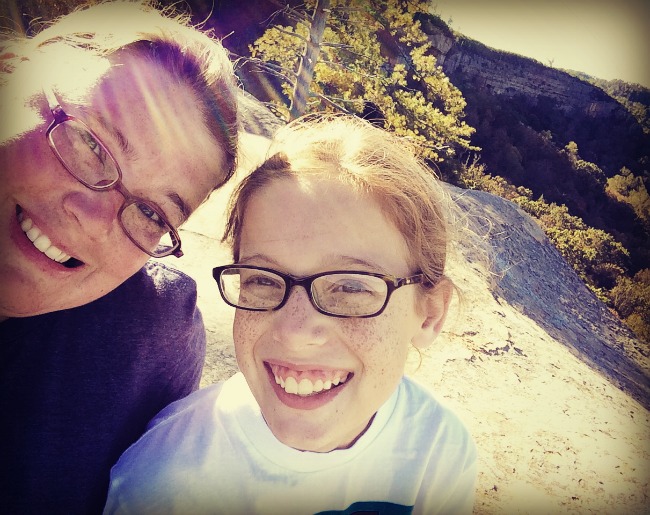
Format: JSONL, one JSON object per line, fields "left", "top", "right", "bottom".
{"left": 105, "top": 114, "right": 477, "bottom": 515}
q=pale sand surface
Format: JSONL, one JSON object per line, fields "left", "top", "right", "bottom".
{"left": 166, "top": 132, "right": 649, "bottom": 514}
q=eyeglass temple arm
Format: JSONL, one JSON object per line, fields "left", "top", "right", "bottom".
{"left": 398, "top": 275, "right": 423, "bottom": 286}
{"left": 43, "top": 86, "right": 67, "bottom": 121}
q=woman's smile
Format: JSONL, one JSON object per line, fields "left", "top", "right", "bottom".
{"left": 17, "top": 205, "right": 83, "bottom": 268}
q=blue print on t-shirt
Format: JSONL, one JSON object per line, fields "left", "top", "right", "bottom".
{"left": 316, "top": 501, "right": 413, "bottom": 514}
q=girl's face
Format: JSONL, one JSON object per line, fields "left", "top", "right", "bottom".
{"left": 233, "top": 176, "right": 449, "bottom": 452}
{"left": 0, "top": 53, "right": 226, "bottom": 319}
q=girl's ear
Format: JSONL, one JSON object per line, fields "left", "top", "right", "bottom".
{"left": 411, "top": 277, "right": 453, "bottom": 350}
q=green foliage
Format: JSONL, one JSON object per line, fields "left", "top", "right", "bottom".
{"left": 512, "top": 196, "right": 630, "bottom": 294}
{"left": 458, "top": 160, "right": 634, "bottom": 310}
{"left": 610, "top": 270, "right": 650, "bottom": 342}
{"left": 250, "top": 0, "right": 474, "bottom": 161}
{"left": 456, "top": 157, "right": 531, "bottom": 201}
{"left": 561, "top": 142, "right": 606, "bottom": 188}
{"left": 607, "top": 167, "right": 650, "bottom": 223}
{"left": 584, "top": 77, "right": 650, "bottom": 134}
{"left": 454, "top": 103, "right": 649, "bottom": 343}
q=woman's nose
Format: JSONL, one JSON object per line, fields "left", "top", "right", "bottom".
{"left": 62, "top": 188, "right": 122, "bottom": 241}
{"left": 272, "top": 286, "right": 328, "bottom": 348}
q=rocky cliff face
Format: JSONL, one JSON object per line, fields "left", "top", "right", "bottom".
{"left": 419, "top": 15, "right": 621, "bottom": 119}
{"left": 417, "top": 14, "right": 648, "bottom": 182}
{"left": 450, "top": 186, "right": 650, "bottom": 410}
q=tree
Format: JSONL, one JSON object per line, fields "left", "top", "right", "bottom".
{"left": 607, "top": 167, "right": 650, "bottom": 223}
{"left": 610, "top": 270, "right": 650, "bottom": 343}
{"left": 289, "top": 0, "right": 331, "bottom": 119}
{"left": 249, "top": 0, "right": 474, "bottom": 161}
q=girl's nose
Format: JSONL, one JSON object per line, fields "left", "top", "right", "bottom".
{"left": 271, "top": 286, "right": 328, "bottom": 349}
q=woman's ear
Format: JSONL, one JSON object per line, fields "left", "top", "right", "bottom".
{"left": 411, "top": 277, "right": 453, "bottom": 350}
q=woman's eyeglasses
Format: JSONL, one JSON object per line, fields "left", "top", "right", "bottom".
{"left": 44, "top": 87, "right": 182, "bottom": 258}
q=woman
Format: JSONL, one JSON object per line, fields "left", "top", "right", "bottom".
{"left": 0, "top": 1, "right": 239, "bottom": 512}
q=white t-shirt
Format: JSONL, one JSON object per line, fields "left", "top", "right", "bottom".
{"left": 104, "top": 373, "right": 477, "bottom": 515}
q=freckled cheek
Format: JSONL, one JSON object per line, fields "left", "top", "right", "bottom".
{"left": 339, "top": 319, "right": 407, "bottom": 377}
{"left": 233, "top": 312, "right": 267, "bottom": 368}
{"left": 5, "top": 139, "right": 57, "bottom": 188}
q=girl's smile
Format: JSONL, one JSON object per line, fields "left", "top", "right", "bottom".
{"left": 265, "top": 361, "right": 353, "bottom": 410}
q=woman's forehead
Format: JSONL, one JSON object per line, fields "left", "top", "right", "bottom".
{"left": 86, "top": 56, "right": 223, "bottom": 212}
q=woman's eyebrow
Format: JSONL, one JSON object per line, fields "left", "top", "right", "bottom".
{"left": 78, "top": 106, "right": 190, "bottom": 224}
{"left": 167, "top": 191, "right": 191, "bottom": 224}
{"left": 76, "top": 106, "right": 133, "bottom": 156}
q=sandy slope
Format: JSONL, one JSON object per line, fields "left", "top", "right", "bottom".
{"left": 168, "top": 133, "right": 649, "bottom": 515}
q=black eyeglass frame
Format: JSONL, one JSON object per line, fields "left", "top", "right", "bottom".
{"left": 43, "top": 87, "right": 183, "bottom": 258}
{"left": 212, "top": 264, "right": 428, "bottom": 318}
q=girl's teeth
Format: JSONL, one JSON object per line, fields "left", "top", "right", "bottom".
{"left": 313, "top": 379, "right": 324, "bottom": 392}
{"left": 284, "top": 377, "right": 298, "bottom": 395}
{"left": 298, "top": 378, "right": 313, "bottom": 395}
{"left": 273, "top": 371, "right": 349, "bottom": 397}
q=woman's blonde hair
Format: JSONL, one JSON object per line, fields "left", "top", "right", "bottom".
{"left": 223, "top": 113, "right": 458, "bottom": 287}
{"left": 0, "top": 0, "right": 239, "bottom": 186}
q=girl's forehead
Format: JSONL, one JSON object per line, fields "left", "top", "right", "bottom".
{"left": 240, "top": 176, "right": 412, "bottom": 275}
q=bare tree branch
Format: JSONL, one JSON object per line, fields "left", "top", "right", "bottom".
{"left": 307, "top": 90, "right": 353, "bottom": 113}
{"left": 290, "top": 0, "right": 331, "bottom": 119}
{"left": 271, "top": 26, "right": 309, "bottom": 45}
{"left": 246, "top": 57, "right": 296, "bottom": 87}
{"left": 265, "top": 0, "right": 311, "bottom": 25}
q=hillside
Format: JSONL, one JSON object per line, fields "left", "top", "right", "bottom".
{"left": 418, "top": 14, "right": 649, "bottom": 246}
{"left": 198, "top": 0, "right": 650, "bottom": 345}
{"left": 422, "top": 14, "right": 647, "bottom": 176}
{"left": 2, "top": 1, "right": 648, "bottom": 512}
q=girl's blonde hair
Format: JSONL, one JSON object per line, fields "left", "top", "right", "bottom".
{"left": 1, "top": 0, "right": 239, "bottom": 186}
{"left": 223, "top": 113, "right": 457, "bottom": 287}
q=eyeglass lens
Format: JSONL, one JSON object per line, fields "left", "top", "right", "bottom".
{"left": 218, "top": 267, "right": 390, "bottom": 316}
{"left": 49, "top": 119, "right": 175, "bottom": 256}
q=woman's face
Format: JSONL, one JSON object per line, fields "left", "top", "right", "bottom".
{"left": 0, "top": 53, "right": 227, "bottom": 319}
{"left": 232, "top": 176, "right": 449, "bottom": 452}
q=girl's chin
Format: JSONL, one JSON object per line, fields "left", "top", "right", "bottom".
{"left": 277, "top": 433, "right": 346, "bottom": 453}
{"left": 265, "top": 412, "right": 369, "bottom": 453}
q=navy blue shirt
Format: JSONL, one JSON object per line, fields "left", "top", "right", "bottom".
{"left": 0, "top": 262, "right": 206, "bottom": 514}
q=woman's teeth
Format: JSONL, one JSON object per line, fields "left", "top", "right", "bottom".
{"left": 274, "top": 372, "right": 350, "bottom": 396}
{"left": 18, "top": 212, "right": 72, "bottom": 264}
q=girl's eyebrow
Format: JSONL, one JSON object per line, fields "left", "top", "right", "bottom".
{"left": 238, "top": 254, "right": 389, "bottom": 274}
